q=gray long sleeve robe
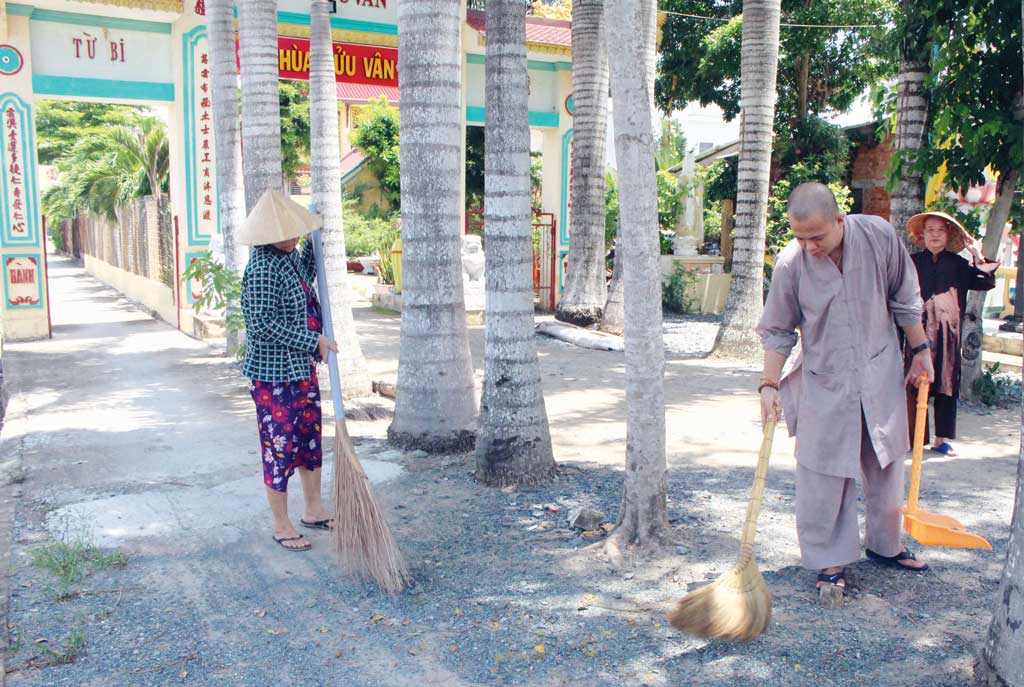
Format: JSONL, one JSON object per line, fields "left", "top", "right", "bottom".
{"left": 757, "top": 214, "right": 924, "bottom": 478}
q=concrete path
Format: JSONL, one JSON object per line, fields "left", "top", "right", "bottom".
{"left": 4, "top": 255, "right": 403, "bottom": 549}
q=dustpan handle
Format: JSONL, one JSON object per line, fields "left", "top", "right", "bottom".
{"left": 906, "top": 376, "right": 929, "bottom": 514}
{"left": 310, "top": 229, "right": 345, "bottom": 416}
{"left": 739, "top": 421, "right": 776, "bottom": 557}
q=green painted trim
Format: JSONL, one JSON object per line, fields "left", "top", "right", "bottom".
{"left": 466, "top": 54, "right": 572, "bottom": 73}
{"left": 529, "top": 111, "right": 559, "bottom": 127}
{"left": 560, "top": 128, "right": 572, "bottom": 246}
{"left": 182, "top": 26, "right": 218, "bottom": 246}
{"left": 340, "top": 158, "right": 369, "bottom": 185}
{"left": 248, "top": 8, "right": 398, "bottom": 35}
{"left": 6, "top": 4, "right": 34, "bottom": 17}
{"left": 29, "top": 8, "right": 172, "bottom": 33}
{"left": 33, "top": 75, "right": 174, "bottom": 101}
{"left": 465, "top": 106, "right": 559, "bottom": 129}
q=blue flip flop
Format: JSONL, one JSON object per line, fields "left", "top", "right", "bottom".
{"left": 931, "top": 442, "right": 957, "bottom": 456}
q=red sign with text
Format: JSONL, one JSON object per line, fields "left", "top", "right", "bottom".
{"left": 236, "top": 36, "right": 397, "bottom": 86}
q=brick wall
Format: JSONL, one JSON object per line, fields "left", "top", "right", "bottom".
{"left": 850, "top": 134, "right": 894, "bottom": 221}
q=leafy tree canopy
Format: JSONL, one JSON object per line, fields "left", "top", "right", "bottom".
{"left": 279, "top": 80, "right": 311, "bottom": 180}
{"left": 657, "top": 0, "right": 897, "bottom": 127}
{"left": 35, "top": 100, "right": 140, "bottom": 165}
{"left": 351, "top": 96, "right": 401, "bottom": 209}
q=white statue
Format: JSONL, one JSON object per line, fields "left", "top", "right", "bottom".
{"left": 461, "top": 234, "right": 486, "bottom": 309}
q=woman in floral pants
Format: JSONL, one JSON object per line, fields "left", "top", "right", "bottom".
{"left": 238, "top": 190, "right": 339, "bottom": 552}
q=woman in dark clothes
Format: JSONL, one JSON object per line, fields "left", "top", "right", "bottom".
{"left": 238, "top": 189, "right": 339, "bottom": 552}
{"left": 904, "top": 211, "right": 999, "bottom": 456}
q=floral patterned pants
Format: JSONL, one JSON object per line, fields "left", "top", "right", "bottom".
{"left": 249, "top": 365, "right": 322, "bottom": 492}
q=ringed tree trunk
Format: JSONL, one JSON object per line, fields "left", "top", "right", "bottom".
{"left": 388, "top": 0, "right": 478, "bottom": 452}
{"left": 604, "top": 0, "right": 671, "bottom": 563}
{"left": 600, "top": 0, "right": 655, "bottom": 336}
{"left": 205, "top": 0, "right": 246, "bottom": 353}
{"left": 889, "top": 0, "right": 932, "bottom": 244}
{"left": 556, "top": 0, "right": 609, "bottom": 327}
{"left": 977, "top": 376, "right": 1024, "bottom": 685}
{"left": 237, "top": 0, "right": 283, "bottom": 212}
{"left": 310, "top": 0, "right": 373, "bottom": 399}
{"left": 711, "top": 0, "right": 782, "bottom": 362}
{"left": 475, "top": 0, "right": 556, "bottom": 487}
{"left": 961, "top": 168, "right": 1018, "bottom": 402}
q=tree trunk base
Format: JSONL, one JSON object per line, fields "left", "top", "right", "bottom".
{"left": 972, "top": 655, "right": 1012, "bottom": 687}
{"left": 711, "top": 326, "right": 764, "bottom": 364}
{"left": 555, "top": 305, "right": 603, "bottom": 328}
{"left": 386, "top": 426, "right": 476, "bottom": 454}
{"left": 475, "top": 445, "right": 557, "bottom": 488}
{"left": 598, "top": 521, "right": 675, "bottom": 571}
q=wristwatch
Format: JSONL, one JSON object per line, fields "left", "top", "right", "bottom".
{"left": 910, "top": 341, "right": 930, "bottom": 355}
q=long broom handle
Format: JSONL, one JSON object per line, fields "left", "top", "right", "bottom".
{"left": 310, "top": 229, "right": 345, "bottom": 416}
{"left": 738, "top": 421, "right": 776, "bottom": 559}
{"left": 906, "top": 376, "right": 930, "bottom": 514}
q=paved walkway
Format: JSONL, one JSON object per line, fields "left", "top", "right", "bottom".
{"left": 0, "top": 253, "right": 1018, "bottom": 687}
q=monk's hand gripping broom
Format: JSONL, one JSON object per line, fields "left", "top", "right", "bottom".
{"left": 668, "top": 421, "right": 776, "bottom": 642}
{"left": 311, "top": 230, "right": 411, "bottom": 594}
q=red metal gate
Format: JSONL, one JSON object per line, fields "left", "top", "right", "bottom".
{"left": 464, "top": 209, "right": 557, "bottom": 311}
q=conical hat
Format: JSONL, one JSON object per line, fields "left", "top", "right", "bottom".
{"left": 236, "top": 188, "right": 322, "bottom": 246}
{"left": 906, "top": 211, "right": 970, "bottom": 253}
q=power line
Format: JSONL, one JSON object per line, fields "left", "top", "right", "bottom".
{"left": 658, "top": 8, "right": 889, "bottom": 30}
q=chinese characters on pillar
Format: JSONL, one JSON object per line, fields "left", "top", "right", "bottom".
{"left": 185, "top": 27, "right": 218, "bottom": 247}
{"left": 4, "top": 107, "right": 26, "bottom": 243}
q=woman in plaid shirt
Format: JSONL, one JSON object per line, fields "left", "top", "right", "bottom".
{"left": 238, "top": 190, "right": 339, "bottom": 552}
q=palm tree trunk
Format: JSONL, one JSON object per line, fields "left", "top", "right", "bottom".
{"left": 475, "top": 0, "right": 556, "bottom": 486}
{"left": 388, "top": 0, "right": 478, "bottom": 452}
{"left": 712, "top": 0, "right": 782, "bottom": 362}
{"left": 206, "top": 0, "right": 246, "bottom": 354}
{"left": 556, "top": 0, "right": 608, "bottom": 327}
{"left": 600, "top": 238, "right": 624, "bottom": 334}
{"left": 237, "top": 0, "right": 283, "bottom": 213}
{"left": 888, "top": 56, "right": 929, "bottom": 243}
{"left": 961, "top": 168, "right": 1018, "bottom": 401}
{"left": 603, "top": 0, "right": 670, "bottom": 561}
{"left": 310, "top": 0, "right": 373, "bottom": 400}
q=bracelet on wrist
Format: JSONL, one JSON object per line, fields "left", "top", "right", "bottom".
{"left": 909, "top": 341, "right": 930, "bottom": 355}
{"left": 758, "top": 379, "right": 779, "bottom": 394}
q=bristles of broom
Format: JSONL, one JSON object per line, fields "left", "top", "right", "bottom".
{"left": 668, "top": 421, "right": 776, "bottom": 642}
{"left": 310, "top": 229, "right": 410, "bottom": 594}
{"left": 331, "top": 416, "right": 411, "bottom": 594}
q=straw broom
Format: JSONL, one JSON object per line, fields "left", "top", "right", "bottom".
{"left": 668, "top": 421, "right": 776, "bottom": 642}
{"left": 311, "top": 230, "right": 411, "bottom": 594}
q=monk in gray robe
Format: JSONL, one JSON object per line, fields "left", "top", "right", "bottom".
{"left": 756, "top": 183, "right": 934, "bottom": 595}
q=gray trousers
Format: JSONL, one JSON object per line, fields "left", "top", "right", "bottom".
{"left": 794, "top": 416, "right": 905, "bottom": 570}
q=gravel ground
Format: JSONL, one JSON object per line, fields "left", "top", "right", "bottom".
{"left": 3, "top": 311, "right": 1019, "bottom": 687}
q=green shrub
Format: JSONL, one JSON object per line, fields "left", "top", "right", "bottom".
{"left": 374, "top": 223, "right": 402, "bottom": 286}
{"left": 343, "top": 203, "right": 396, "bottom": 258}
{"left": 662, "top": 263, "right": 696, "bottom": 314}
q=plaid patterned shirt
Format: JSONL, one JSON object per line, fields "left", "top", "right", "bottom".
{"left": 240, "top": 241, "right": 321, "bottom": 382}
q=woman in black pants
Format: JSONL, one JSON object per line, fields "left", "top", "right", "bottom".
{"left": 904, "top": 211, "right": 999, "bottom": 456}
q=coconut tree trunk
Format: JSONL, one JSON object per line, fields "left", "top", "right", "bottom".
{"left": 237, "top": 0, "right": 283, "bottom": 213}
{"left": 603, "top": 0, "right": 671, "bottom": 561}
{"left": 978, "top": 384, "right": 1024, "bottom": 685}
{"left": 206, "top": 0, "right": 246, "bottom": 353}
{"left": 475, "top": 0, "right": 556, "bottom": 487}
{"left": 961, "top": 168, "right": 1018, "bottom": 401}
{"left": 556, "top": 0, "right": 608, "bottom": 327}
{"left": 310, "top": 0, "right": 373, "bottom": 399}
{"left": 387, "top": 0, "right": 478, "bottom": 452}
{"left": 889, "top": 0, "right": 931, "bottom": 243}
{"left": 600, "top": 237, "right": 624, "bottom": 334}
{"left": 711, "top": 0, "right": 782, "bottom": 362}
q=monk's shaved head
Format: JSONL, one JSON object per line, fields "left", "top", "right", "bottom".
{"left": 788, "top": 182, "right": 840, "bottom": 222}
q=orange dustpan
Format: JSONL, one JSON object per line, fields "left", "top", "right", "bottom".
{"left": 901, "top": 377, "right": 991, "bottom": 549}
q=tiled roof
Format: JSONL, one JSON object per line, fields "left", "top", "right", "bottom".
{"left": 465, "top": 9, "right": 572, "bottom": 48}
{"left": 336, "top": 83, "right": 400, "bottom": 104}
{"left": 340, "top": 149, "right": 369, "bottom": 181}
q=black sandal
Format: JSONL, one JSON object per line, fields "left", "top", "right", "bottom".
{"left": 273, "top": 534, "right": 311, "bottom": 551}
{"left": 300, "top": 518, "right": 335, "bottom": 531}
{"left": 865, "top": 548, "right": 928, "bottom": 572}
{"left": 816, "top": 570, "right": 847, "bottom": 591}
